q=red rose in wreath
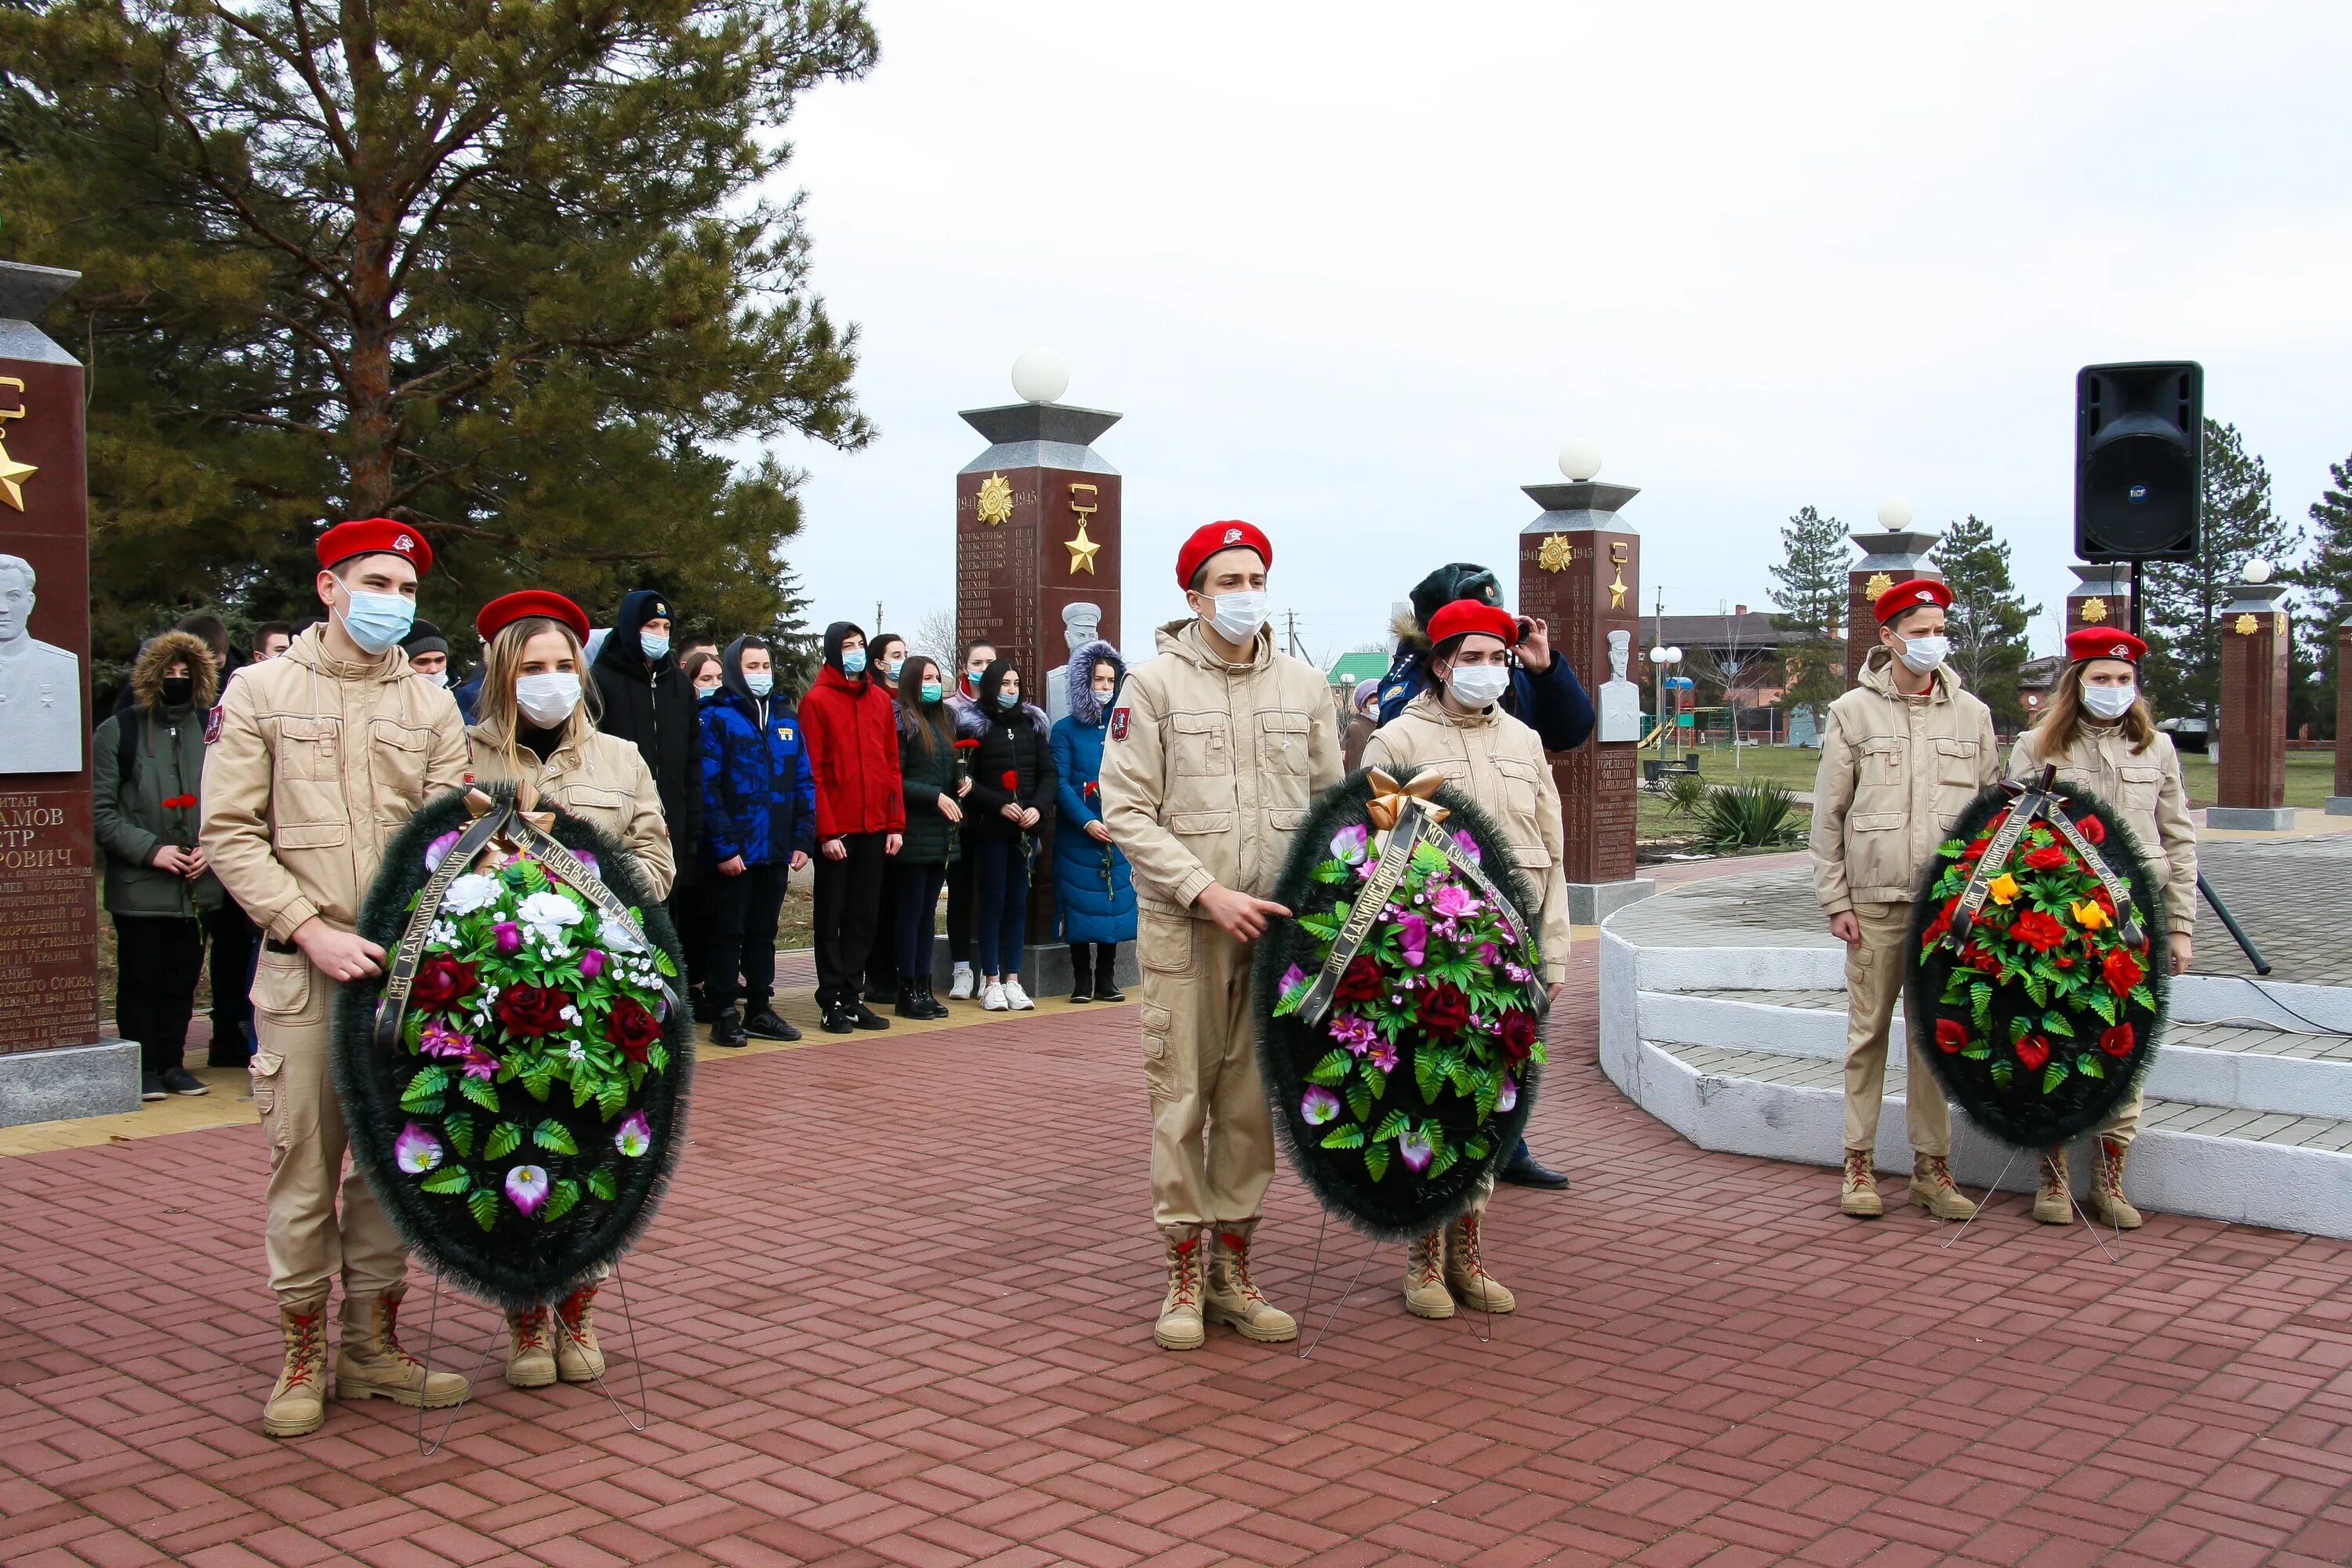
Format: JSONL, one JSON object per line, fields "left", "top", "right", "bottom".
{"left": 495, "top": 983, "right": 572, "bottom": 1038}
{"left": 1334, "top": 956, "right": 1385, "bottom": 1004}
{"left": 1958, "top": 942, "right": 2001, "bottom": 975}
{"left": 1417, "top": 982, "right": 1471, "bottom": 1039}
{"left": 2009, "top": 910, "right": 2068, "bottom": 953}
{"left": 411, "top": 954, "right": 479, "bottom": 1011}
{"left": 604, "top": 996, "right": 662, "bottom": 1063}
{"left": 2016, "top": 1034, "right": 2051, "bottom": 1072}
{"left": 2023, "top": 843, "right": 2070, "bottom": 871}
{"left": 2101, "top": 946, "right": 2145, "bottom": 997}
{"left": 2100, "top": 1023, "right": 2135, "bottom": 1058}
{"left": 1497, "top": 1008, "right": 1538, "bottom": 1065}
{"left": 1934, "top": 1018, "right": 1969, "bottom": 1054}
{"left": 2074, "top": 815, "right": 2105, "bottom": 844}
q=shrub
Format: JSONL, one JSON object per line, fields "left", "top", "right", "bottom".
{"left": 1695, "top": 782, "right": 1804, "bottom": 851}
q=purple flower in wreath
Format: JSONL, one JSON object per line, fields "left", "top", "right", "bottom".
{"left": 418, "top": 1019, "right": 473, "bottom": 1060}
{"left": 394, "top": 1123, "right": 442, "bottom": 1174}
{"left": 505, "top": 1164, "right": 551, "bottom": 1217}
{"left": 1300, "top": 1086, "right": 1342, "bottom": 1126}
{"left": 1367, "top": 1037, "right": 1399, "bottom": 1073}
{"left": 1477, "top": 942, "right": 1501, "bottom": 967}
{"left": 579, "top": 949, "right": 606, "bottom": 981}
{"left": 574, "top": 850, "right": 601, "bottom": 881}
{"left": 1496, "top": 1075, "right": 1519, "bottom": 1112}
{"left": 1399, "top": 913, "right": 1429, "bottom": 967}
{"left": 1398, "top": 1124, "right": 1434, "bottom": 1172}
{"left": 1277, "top": 963, "right": 1306, "bottom": 997}
{"left": 1432, "top": 882, "right": 1479, "bottom": 920}
{"left": 1330, "top": 823, "right": 1370, "bottom": 865}
{"left": 1329, "top": 1014, "right": 1377, "bottom": 1055}
{"left": 1450, "top": 828, "right": 1483, "bottom": 866}
{"left": 492, "top": 921, "right": 522, "bottom": 955}
{"left": 423, "top": 829, "right": 462, "bottom": 873}
{"left": 615, "top": 1111, "right": 652, "bottom": 1159}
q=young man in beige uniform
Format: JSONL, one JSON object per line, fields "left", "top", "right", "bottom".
{"left": 202, "top": 519, "right": 473, "bottom": 1437}
{"left": 1099, "top": 521, "right": 1343, "bottom": 1350}
{"left": 1810, "top": 578, "right": 2002, "bottom": 1221}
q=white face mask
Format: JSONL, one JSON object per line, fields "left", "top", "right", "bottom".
{"left": 420, "top": 670, "right": 449, "bottom": 689}
{"left": 1445, "top": 663, "right": 1510, "bottom": 709}
{"left": 514, "top": 672, "right": 582, "bottom": 726}
{"left": 1895, "top": 633, "right": 1949, "bottom": 674}
{"left": 1200, "top": 590, "right": 1269, "bottom": 643}
{"left": 2082, "top": 681, "right": 2138, "bottom": 720}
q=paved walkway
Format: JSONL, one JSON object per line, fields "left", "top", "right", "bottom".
{"left": 7, "top": 875, "right": 2352, "bottom": 1566}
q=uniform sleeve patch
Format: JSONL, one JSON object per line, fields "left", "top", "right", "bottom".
{"left": 203, "top": 707, "right": 223, "bottom": 745}
{"left": 1109, "top": 706, "right": 1130, "bottom": 740}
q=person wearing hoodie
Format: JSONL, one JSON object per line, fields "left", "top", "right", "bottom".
{"left": 93, "top": 629, "right": 226, "bottom": 1100}
{"left": 860, "top": 630, "right": 910, "bottom": 1005}
{"left": 400, "top": 620, "right": 451, "bottom": 687}
{"left": 942, "top": 637, "right": 996, "bottom": 1000}
{"left": 967, "top": 659, "right": 1056, "bottom": 1011}
{"left": 1371, "top": 563, "right": 1595, "bottom": 753}
{"left": 699, "top": 636, "right": 816, "bottom": 1047}
{"left": 590, "top": 590, "right": 706, "bottom": 996}
{"left": 798, "top": 622, "right": 906, "bottom": 1033}
{"left": 891, "top": 655, "right": 966, "bottom": 1018}
{"left": 1049, "top": 641, "right": 1134, "bottom": 1004}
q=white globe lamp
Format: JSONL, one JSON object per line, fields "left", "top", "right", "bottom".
{"left": 2244, "top": 557, "right": 2274, "bottom": 585}
{"left": 1878, "top": 496, "right": 1913, "bottom": 528}
{"left": 1011, "top": 347, "right": 1069, "bottom": 405}
{"left": 1664, "top": 646, "right": 1683, "bottom": 664}
{"left": 1557, "top": 438, "right": 1603, "bottom": 482}
{"left": 1648, "top": 644, "right": 1668, "bottom": 665}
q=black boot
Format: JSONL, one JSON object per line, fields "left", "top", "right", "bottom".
{"left": 922, "top": 979, "right": 951, "bottom": 1018}
{"left": 743, "top": 1004, "right": 800, "bottom": 1042}
{"left": 1498, "top": 1138, "right": 1570, "bottom": 1190}
{"left": 1092, "top": 946, "right": 1125, "bottom": 1004}
{"left": 710, "top": 1006, "right": 750, "bottom": 1047}
{"left": 895, "top": 982, "right": 929, "bottom": 1020}
{"left": 1069, "top": 944, "right": 1094, "bottom": 1005}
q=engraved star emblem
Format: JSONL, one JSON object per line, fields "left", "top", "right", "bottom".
{"left": 975, "top": 472, "right": 1014, "bottom": 527}
{"left": 1065, "top": 520, "right": 1101, "bottom": 575}
{"left": 1537, "top": 533, "right": 1573, "bottom": 573}
{"left": 1609, "top": 569, "right": 1628, "bottom": 608}
{"left": 1864, "top": 572, "right": 1894, "bottom": 601}
{"left": 2080, "top": 597, "right": 2108, "bottom": 624}
{"left": 0, "top": 439, "right": 34, "bottom": 512}
{"left": 2233, "top": 613, "right": 2259, "bottom": 636}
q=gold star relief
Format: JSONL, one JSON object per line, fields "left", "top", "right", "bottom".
{"left": 0, "top": 439, "right": 34, "bottom": 512}
{"left": 1864, "top": 572, "right": 1894, "bottom": 601}
{"left": 2233, "top": 613, "right": 2259, "bottom": 636}
{"left": 1609, "top": 570, "right": 1628, "bottom": 608}
{"left": 2081, "top": 597, "right": 2108, "bottom": 624}
{"left": 976, "top": 472, "right": 1014, "bottom": 527}
{"left": 1065, "top": 520, "right": 1100, "bottom": 575}
{"left": 1537, "top": 533, "right": 1573, "bottom": 573}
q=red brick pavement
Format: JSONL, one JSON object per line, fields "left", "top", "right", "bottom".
{"left": 7, "top": 874, "right": 2352, "bottom": 1566}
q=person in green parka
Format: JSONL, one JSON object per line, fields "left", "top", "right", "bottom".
{"left": 891, "top": 655, "right": 969, "bottom": 1018}
{"left": 93, "top": 630, "right": 226, "bottom": 1100}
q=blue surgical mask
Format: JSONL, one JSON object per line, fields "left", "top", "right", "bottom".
{"left": 884, "top": 656, "right": 904, "bottom": 680}
{"left": 640, "top": 630, "right": 670, "bottom": 659}
{"left": 997, "top": 689, "right": 1018, "bottom": 710}
{"left": 745, "top": 670, "right": 774, "bottom": 697}
{"left": 340, "top": 590, "right": 416, "bottom": 655}
{"left": 841, "top": 648, "right": 868, "bottom": 676}
{"left": 919, "top": 681, "right": 944, "bottom": 703}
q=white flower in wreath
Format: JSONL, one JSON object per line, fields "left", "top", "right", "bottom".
{"left": 441, "top": 873, "right": 500, "bottom": 916}
{"left": 597, "top": 912, "right": 648, "bottom": 954}
{"left": 517, "top": 890, "right": 583, "bottom": 942}
{"left": 427, "top": 918, "right": 459, "bottom": 948}
{"left": 567, "top": 1040, "right": 588, "bottom": 1064}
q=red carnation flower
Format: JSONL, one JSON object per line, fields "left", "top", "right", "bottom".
{"left": 2074, "top": 815, "right": 2105, "bottom": 844}
{"left": 2024, "top": 844, "right": 2069, "bottom": 872}
{"left": 2102, "top": 946, "right": 2145, "bottom": 997}
{"left": 410, "top": 954, "right": 479, "bottom": 1011}
{"left": 2016, "top": 1034, "right": 2050, "bottom": 1072}
{"left": 1417, "top": 982, "right": 1471, "bottom": 1039}
{"left": 1000, "top": 770, "right": 1018, "bottom": 790}
{"left": 1334, "top": 956, "right": 1385, "bottom": 1004}
{"left": 1958, "top": 942, "right": 2001, "bottom": 975}
{"left": 495, "top": 983, "right": 572, "bottom": 1038}
{"left": 1935, "top": 1018, "right": 1969, "bottom": 1054}
{"left": 2009, "top": 910, "right": 2068, "bottom": 953}
{"left": 1497, "top": 1008, "right": 1538, "bottom": 1065}
{"left": 161, "top": 793, "right": 198, "bottom": 810}
{"left": 2100, "top": 1023, "right": 2135, "bottom": 1058}
{"left": 604, "top": 997, "right": 662, "bottom": 1063}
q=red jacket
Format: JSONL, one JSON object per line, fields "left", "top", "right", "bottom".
{"left": 799, "top": 666, "right": 906, "bottom": 837}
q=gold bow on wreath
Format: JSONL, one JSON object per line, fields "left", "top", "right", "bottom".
{"left": 1364, "top": 768, "right": 1450, "bottom": 831}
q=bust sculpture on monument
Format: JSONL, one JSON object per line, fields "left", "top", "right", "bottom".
{"left": 1597, "top": 628, "right": 1643, "bottom": 743}
{"left": 0, "top": 554, "right": 81, "bottom": 773}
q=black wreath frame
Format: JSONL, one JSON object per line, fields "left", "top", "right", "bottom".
{"left": 1251, "top": 766, "right": 1544, "bottom": 1240}
{"left": 1904, "top": 782, "right": 2169, "bottom": 1151}
{"left": 332, "top": 786, "right": 695, "bottom": 1310}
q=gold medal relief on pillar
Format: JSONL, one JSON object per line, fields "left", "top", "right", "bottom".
{"left": 1864, "top": 572, "right": 1893, "bottom": 601}
{"left": 2080, "top": 597, "right": 2107, "bottom": 624}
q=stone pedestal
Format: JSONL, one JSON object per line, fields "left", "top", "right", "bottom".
{"left": 2329, "top": 615, "right": 2351, "bottom": 817}
{"left": 2067, "top": 563, "right": 2134, "bottom": 637}
{"left": 2210, "top": 581, "right": 2295, "bottom": 832}
{"left": 1845, "top": 528, "right": 1941, "bottom": 688}
{"left": 0, "top": 262, "right": 135, "bottom": 1127}
{"left": 1517, "top": 481, "right": 1653, "bottom": 920}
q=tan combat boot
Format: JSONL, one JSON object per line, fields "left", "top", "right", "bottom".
{"left": 262, "top": 1299, "right": 330, "bottom": 1439}
{"left": 1839, "top": 1149, "right": 1882, "bottom": 1218}
{"left": 1206, "top": 1225, "right": 1298, "bottom": 1343}
{"left": 554, "top": 1285, "right": 605, "bottom": 1383}
{"left": 336, "top": 1284, "right": 470, "bottom": 1409}
{"left": 506, "top": 1306, "right": 556, "bottom": 1388}
{"left": 2032, "top": 1148, "right": 2073, "bottom": 1225}
{"left": 1909, "top": 1154, "right": 1977, "bottom": 1221}
{"left": 1403, "top": 1231, "right": 1454, "bottom": 1319}
{"left": 2083, "top": 1137, "right": 2143, "bottom": 1230}
{"left": 1154, "top": 1229, "right": 1206, "bottom": 1351}
{"left": 1443, "top": 1210, "right": 1516, "bottom": 1314}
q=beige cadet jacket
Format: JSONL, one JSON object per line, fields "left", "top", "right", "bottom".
{"left": 1099, "top": 617, "right": 1345, "bottom": 912}
{"left": 1359, "top": 691, "right": 1572, "bottom": 984}
{"left": 465, "top": 725, "right": 676, "bottom": 901}
{"left": 1810, "top": 653, "right": 2002, "bottom": 913}
{"left": 201, "top": 626, "right": 470, "bottom": 942}
{"left": 2009, "top": 724, "right": 2197, "bottom": 935}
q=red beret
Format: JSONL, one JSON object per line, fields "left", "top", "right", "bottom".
{"left": 1178, "top": 520, "right": 1271, "bottom": 590}
{"left": 317, "top": 517, "right": 431, "bottom": 574}
{"left": 1425, "top": 600, "right": 1519, "bottom": 649}
{"left": 477, "top": 590, "right": 590, "bottom": 645}
{"left": 2065, "top": 627, "right": 2147, "bottom": 664}
{"left": 1874, "top": 577, "right": 1951, "bottom": 624}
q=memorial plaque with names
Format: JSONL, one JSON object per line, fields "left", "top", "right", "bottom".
{"left": 1518, "top": 482, "right": 1642, "bottom": 888}
{"left": 953, "top": 403, "right": 1123, "bottom": 678}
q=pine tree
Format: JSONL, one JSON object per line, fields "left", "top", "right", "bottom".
{"left": 1932, "top": 514, "right": 2039, "bottom": 726}
{"left": 1767, "top": 504, "right": 1849, "bottom": 731}
{"left": 0, "top": 0, "right": 877, "bottom": 659}
{"left": 2292, "top": 451, "right": 2352, "bottom": 740}
{"left": 2140, "top": 420, "right": 2304, "bottom": 731}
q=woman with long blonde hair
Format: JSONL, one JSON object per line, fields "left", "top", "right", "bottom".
{"left": 463, "top": 591, "right": 675, "bottom": 1392}
{"left": 2008, "top": 627, "right": 2196, "bottom": 1232}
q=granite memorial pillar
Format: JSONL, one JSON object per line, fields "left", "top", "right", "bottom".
{"left": 2210, "top": 579, "right": 2294, "bottom": 831}
{"left": 2331, "top": 614, "right": 2352, "bottom": 817}
{"left": 0, "top": 263, "right": 134, "bottom": 1128}
{"left": 1846, "top": 503, "right": 1940, "bottom": 688}
{"left": 2066, "top": 562, "right": 2134, "bottom": 637}
{"left": 1517, "top": 472, "right": 1653, "bottom": 924}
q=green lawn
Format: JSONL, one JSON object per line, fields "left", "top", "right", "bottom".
{"left": 2177, "top": 750, "right": 2339, "bottom": 810}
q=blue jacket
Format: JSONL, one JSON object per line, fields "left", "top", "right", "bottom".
{"left": 1049, "top": 640, "right": 1136, "bottom": 946}
{"left": 1375, "top": 648, "right": 1595, "bottom": 752}
{"left": 699, "top": 644, "right": 815, "bottom": 866}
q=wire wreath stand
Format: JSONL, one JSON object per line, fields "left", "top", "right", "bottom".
{"left": 1928, "top": 1145, "right": 2128, "bottom": 1264}
{"left": 405, "top": 1256, "right": 654, "bottom": 1456}
{"left": 1290, "top": 1205, "right": 1506, "bottom": 1361}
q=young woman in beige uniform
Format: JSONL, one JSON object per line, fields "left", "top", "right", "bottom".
{"left": 1359, "top": 600, "right": 1570, "bottom": 1320}
{"left": 2008, "top": 627, "right": 2194, "bottom": 1230}
{"left": 463, "top": 590, "right": 675, "bottom": 1385}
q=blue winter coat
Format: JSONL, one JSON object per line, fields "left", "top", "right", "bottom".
{"left": 1050, "top": 639, "right": 1136, "bottom": 946}
{"left": 699, "top": 681, "right": 816, "bottom": 869}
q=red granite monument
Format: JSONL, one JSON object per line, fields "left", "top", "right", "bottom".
{"left": 2332, "top": 614, "right": 2351, "bottom": 817}
{"left": 2066, "top": 562, "right": 2134, "bottom": 637}
{"left": 2210, "top": 575, "right": 2295, "bottom": 831}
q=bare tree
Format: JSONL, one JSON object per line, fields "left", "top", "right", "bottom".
{"left": 910, "top": 609, "right": 960, "bottom": 666}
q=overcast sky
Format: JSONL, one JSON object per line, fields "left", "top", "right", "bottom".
{"left": 771, "top": 2, "right": 2352, "bottom": 666}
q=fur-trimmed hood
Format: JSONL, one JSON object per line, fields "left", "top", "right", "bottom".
{"left": 131, "top": 630, "right": 219, "bottom": 713}
{"left": 1063, "top": 638, "right": 1125, "bottom": 728}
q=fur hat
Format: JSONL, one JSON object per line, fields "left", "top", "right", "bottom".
{"left": 131, "top": 630, "right": 219, "bottom": 713}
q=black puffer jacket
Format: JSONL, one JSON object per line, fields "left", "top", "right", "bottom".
{"left": 965, "top": 661, "right": 1056, "bottom": 842}
{"left": 590, "top": 589, "right": 703, "bottom": 865}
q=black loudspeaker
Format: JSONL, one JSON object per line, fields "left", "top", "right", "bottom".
{"left": 2075, "top": 361, "right": 2202, "bottom": 561}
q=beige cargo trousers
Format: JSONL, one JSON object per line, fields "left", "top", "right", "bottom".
{"left": 1138, "top": 906, "right": 1276, "bottom": 1242}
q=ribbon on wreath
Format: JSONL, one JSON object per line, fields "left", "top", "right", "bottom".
{"left": 1941, "top": 764, "right": 2147, "bottom": 960}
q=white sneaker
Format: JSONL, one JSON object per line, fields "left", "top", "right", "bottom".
{"left": 981, "top": 982, "right": 1008, "bottom": 1011}
{"left": 1004, "top": 978, "right": 1034, "bottom": 1011}
{"left": 949, "top": 964, "right": 975, "bottom": 1001}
